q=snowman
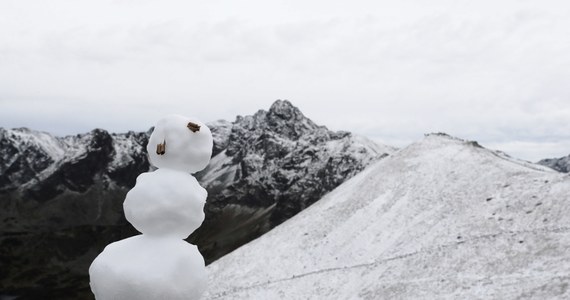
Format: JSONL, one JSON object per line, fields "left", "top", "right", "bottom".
{"left": 89, "top": 115, "right": 213, "bottom": 300}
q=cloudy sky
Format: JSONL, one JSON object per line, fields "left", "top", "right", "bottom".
{"left": 1, "top": 0, "right": 569, "bottom": 161}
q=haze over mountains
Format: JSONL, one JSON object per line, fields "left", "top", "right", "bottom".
{"left": 0, "top": 100, "right": 392, "bottom": 299}
{"left": 205, "top": 134, "right": 570, "bottom": 299}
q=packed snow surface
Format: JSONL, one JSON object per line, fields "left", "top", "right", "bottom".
{"left": 124, "top": 168, "right": 207, "bottom": 239}
{"left": 205, "top": 134, "right": 570, "bottom": 299}
{"left": 90, "top": 115, "right": 212, "bottom": 300}
{"left": 89, "top": 235, "right": 206, "bottom": 300}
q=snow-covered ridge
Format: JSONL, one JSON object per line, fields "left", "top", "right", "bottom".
{"left": 205, "top": 133, "right": 570, "bottom": 299}
{"left": 423, "top": 132, "right": 553, "bottom": 172}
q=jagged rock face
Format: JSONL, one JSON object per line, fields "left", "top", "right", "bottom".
{"left": 0, "top": 100, "right": 393, "bottom": 299}
{"left": 538, "top": 155, "right": 570, "bottom": 173}
{"left": 193, "top": 100, "right": 394, "bottom": 262}
{"left": 0, "top": 128, "right": 150, "bottom": 230}
{"left": 25, "top": 129, "right": 114, "bottom": 201}
{"left": 0, "top": 128, "right": 150, "bottom": 198}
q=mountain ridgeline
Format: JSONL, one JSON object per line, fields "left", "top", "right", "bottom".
{"left": 0, "top": 100, "right": 393, "bottom": 299}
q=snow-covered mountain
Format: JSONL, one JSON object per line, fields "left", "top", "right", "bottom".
{"left": 0, "top": 127, "right": 150, "bottom": 229}
{"left": 0, "top": 100, "right": 392, "bottom": 299}
{"left": 194, "top": 100, "right": 395, "bottom": 262}
{"left": 205, "top": 133, "right": 570, "bottom": 300}
{"left": 538, "top": 154, "right": 570, "bottom": 173}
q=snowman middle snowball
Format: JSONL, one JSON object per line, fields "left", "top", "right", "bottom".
{"left": 123, "top": 168, "right": 207, "bottom": 239}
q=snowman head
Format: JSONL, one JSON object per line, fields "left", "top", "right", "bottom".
{"left": 147, "top": 114, "right": 213, "bottom": 173}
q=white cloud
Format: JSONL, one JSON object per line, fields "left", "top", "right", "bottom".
{"left": 1, "top": 0, "right": 570, "bottom": 161}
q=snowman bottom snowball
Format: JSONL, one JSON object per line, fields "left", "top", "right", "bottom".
{"left": 89, "top": 235, "right": 207, "bottom": 300}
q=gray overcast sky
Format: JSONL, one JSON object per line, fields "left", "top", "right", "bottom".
{"left": 1, "top": 0, "right": 569, "bottom": 161}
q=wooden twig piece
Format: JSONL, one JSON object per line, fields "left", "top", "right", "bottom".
{"left": 156, "top": 140, "right": 166, "bottom": 155}
{"left": 187, "top": 122, "right": 201, "bottom": 133}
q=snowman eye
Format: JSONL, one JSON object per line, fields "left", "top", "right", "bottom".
{"left": 187, "top": 122, "right": 201, "bottom": 133}
{"left": 156, "top": 140, "right": 166, "bottom": 155}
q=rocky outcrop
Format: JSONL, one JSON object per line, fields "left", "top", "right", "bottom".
{"left": 538, "top": 155, "right": 570, "bottom": 173}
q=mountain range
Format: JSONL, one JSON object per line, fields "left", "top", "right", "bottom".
{"left": 0, "top": 100, "right": 392, "bottom": 299}
{"left": 205, "top": 133, "right": 570, "bottom": 299}
{"left": 1, "top": 100, "right": 568, "bottom": 299}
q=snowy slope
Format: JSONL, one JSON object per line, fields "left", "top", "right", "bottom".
{"left": 205, "top": 133, "right": 570, "bottom": 300}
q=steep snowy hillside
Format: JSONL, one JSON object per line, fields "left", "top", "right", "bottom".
{"left": 205, "top": 133, "right": 570, "bottom": 300}
{"left": 539, "top": 154, "right": 570, "bottom": 173}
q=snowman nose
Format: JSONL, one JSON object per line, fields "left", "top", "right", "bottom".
{"left": 187, "top": 122, "right": 201, "bottom": 132}
{"left": 156, "top": 140, "right": 166, "bottom": 155}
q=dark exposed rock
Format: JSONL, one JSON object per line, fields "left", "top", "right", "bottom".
{"left": 106, "top": 131, "right": 151, "bottom": 187}
{"left": 26, "top": 129, "right": 115, "bottom": 201}
{"left": 538, "top": 155, "right": 570, "bottom": 173}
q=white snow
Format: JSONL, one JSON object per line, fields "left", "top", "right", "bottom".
{"left": 108, "top": 133, "right": 144, "bottom": 172}
{"left": 89, "top": 235, "right": 206, "bottom": 300}
{"left": 90, "top": 115, "right": 212, "bottom": 300}
{"left": 147, "top": 114, "right": 213, "bottom": 173}
{"left": 198, "top": 150, "right": 236, "bottom": 188}
{"left": 6, "top": 128, "right": 66, "bottom": 161}
{"left": 204, "top": 134, "right": 570, "bottom": 299}
{"left": 124, "top": 168, "right": 206, "bottom": 239}
{"left": 1, "top": 128, "right": 76, "bottom": 187}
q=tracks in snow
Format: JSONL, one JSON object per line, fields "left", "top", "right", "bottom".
{"left": 207, "top": 226, "right": 570, "bottom": 299}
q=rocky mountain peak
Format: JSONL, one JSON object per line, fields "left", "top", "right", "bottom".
{"left": 233, "top": 100, "right": 318, "bottom": 138}
{"left": 267, "top": 100, "right": 319, "bottom": 137}
{"left": 194, "top": 100, "right": 395, "bottom": 261}
{"left": 87, "top": 128, "right": 113, "bottom": 152}
{"left": 267, "top": 99, "right": 304, "bottom": 120}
